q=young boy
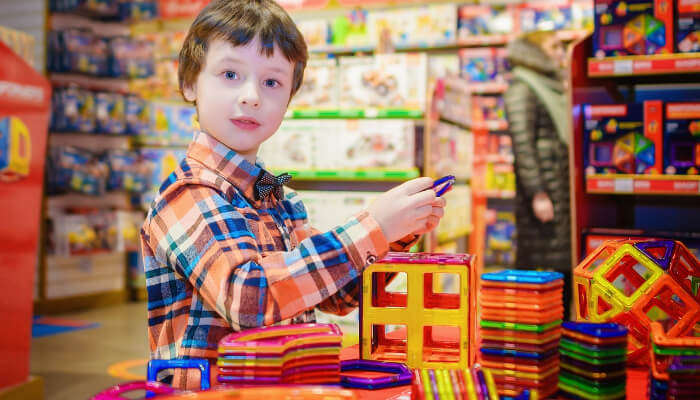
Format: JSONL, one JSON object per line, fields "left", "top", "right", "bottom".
{"left": 141, "top": 0, "right": 446, "bottom": 389}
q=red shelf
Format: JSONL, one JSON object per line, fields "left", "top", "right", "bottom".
{"left": 588, "top": 53, "right": 700, "bottom": 77}
{"left": 586, "top": 174, "right": 700, "bottom": 195}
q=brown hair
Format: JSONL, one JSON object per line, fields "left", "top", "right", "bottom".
{"left": 178, "top": 0, "right": 308, "bottom": 101}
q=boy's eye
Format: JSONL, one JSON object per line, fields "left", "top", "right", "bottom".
{"left": 263, "top": 79, "right": 280, "bottom": 88}
{"left": 224, "top": 71, "right": 238, "bottom": 80}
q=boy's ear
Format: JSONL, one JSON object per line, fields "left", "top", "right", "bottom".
{"left": 182, "top": 83, "right": 197, "bottom": 103}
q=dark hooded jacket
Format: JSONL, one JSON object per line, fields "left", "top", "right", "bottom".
{"left": 503, "top": 37, "right": 572, "bottom": 305}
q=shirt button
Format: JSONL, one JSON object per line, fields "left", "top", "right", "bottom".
{"left": 366, "top": 254, "right": 377, "bottom": 265}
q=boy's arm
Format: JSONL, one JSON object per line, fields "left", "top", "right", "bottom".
{"left": 146, "top": 185, "right": 389, "bottom": 330}
{"left": 285, "top": 192, "right": 419, "bottom": 316}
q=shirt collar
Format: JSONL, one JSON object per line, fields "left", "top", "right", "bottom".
{"left": 186, "top": 131, "right": 271, "bottom": 206}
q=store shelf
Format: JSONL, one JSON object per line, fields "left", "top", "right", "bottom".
{"left": 439, "top": 116, "right": 509, "bottom": 132}
{"left": 586, "top": 174, "right": 700, "bottom": 195}
{"left": 588, "top": 53, "right": 700, "bottom": 77}
{"left": 444, "top": 78, "right": 508, "bottom": 94}
{"left": 49, "top": 73, "right": 150, "bottom": 93}
{"left": 48, "top": 192, "right": 135, "bottom": 210}
{"left": 49, "top": 132, "right": 133, "bottom": 151}
{"left": 48, "top": 13, "right": 160, "bottom": 36}
{"left": 483, "top": 190, "right": 516, "bottom": 199}
{"left": 273, "top": 168, "right": 420, "bottom": 181}
{"left": 285, "top": 108, "right": 424, "bottom": 119}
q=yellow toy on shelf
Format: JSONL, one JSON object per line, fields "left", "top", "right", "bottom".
{"left": 0, "top": 116, "right": 31, "bottom": 181}
{"left": 360, "top": 252, "right": 478, "bottom": 370}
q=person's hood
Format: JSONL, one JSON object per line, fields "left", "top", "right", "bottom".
{"left": 506, "top": 37, "right": 561, "bottom": 78}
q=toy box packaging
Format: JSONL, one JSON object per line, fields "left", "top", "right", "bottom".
{"left": 592, "top": 0, "right": 674, "bottom": 58}
{"left": 105, "top": 149, "right": 148, "bottom": 193}
{"left": 139, "top": 147, "right": 187, "bottom": 207}
{"left": 51, "top": 86, "right": 96, "bottom": 133}
{"left": 583, "top": 101, "right": 663, "bottom": 175}
{"left": 484, "top": 206, "right": 516, "bottom": 268}
{"left": 428, "top": 54, "right": 460, "bottom": 83}
{"left": 457, "top": 4, "right": 514, "bottom": 39}
{"left": 435, "top": 184, "right": 472, "bottom": 244}
{"left": 331, "top": 8, "right": 371, "bottom": 47}
{"left": 338, "top": 54, "right": 427, "bottom": 110}
{"left": 125, "top": 95, "right": 151, "bottom": 135}
{"left": 149, "top": 101, "right": 197, "bottom": 145}
{"left": 47, "top": 146, "right": 108, "bottom": 195}
{"left": 289, "top": 59, "right": 338, "bottom": 109}
{"left": 313, "top": 119, "right": 415, "bottom": 170}
{"left": 520, "top": 0, "right": 574, "bottom": 32}
{"left": 430, "top": 122, "right": 473, "bottom": 180}
{"left": 663, "top": 102, "right": 700, "bottom": 175}
{"left": 95, "top": 92, "right": 126, "bottom": 134}
{"left": 297, "top": 19, "right": 329, "bottom": 48}
{"left": 399, "top": 4, "right": 457, "bottom": 46}
{"left": 472, "top": 95, "right": 507, "bottom": 124}
{"left": 109, "top": 36, "right": 154, "bottom": 78}
{"left": 258, "top": 119, "right": 315, "bottom": 171}
{"left": 459, "top": 48, "right": 507, "bottom": 84}
{"left": 676, "top": 0, "right": 700, "bottom": 53}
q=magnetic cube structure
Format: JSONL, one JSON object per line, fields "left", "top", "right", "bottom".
{"left": 360, "top": 252, "right": 478, "bottom": 369}
{"left": 574, "top": 239, "right": 700, "bottom": 365}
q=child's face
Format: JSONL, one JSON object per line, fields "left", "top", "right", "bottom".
{"left": 183, "top": 37, "right": 294, "bottom": 162}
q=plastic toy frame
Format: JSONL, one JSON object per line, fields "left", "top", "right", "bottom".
{"left": 360, "top": 252, "right": 478, "bottom": 369}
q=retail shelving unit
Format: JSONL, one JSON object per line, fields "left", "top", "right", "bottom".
{"left": 568, "top": 36, "right": 700, "bottom": 266}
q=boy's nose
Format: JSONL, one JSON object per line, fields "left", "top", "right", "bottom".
{"left": 239, "top": 81, "right": 260, "bottom": 108}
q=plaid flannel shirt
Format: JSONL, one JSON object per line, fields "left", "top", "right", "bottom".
{"left": 141, "top": 131, "right": 418, "bottom": 389}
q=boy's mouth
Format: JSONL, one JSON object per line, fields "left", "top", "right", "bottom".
{"left": 230, "top": 117, "right": 261, "bottom": 131}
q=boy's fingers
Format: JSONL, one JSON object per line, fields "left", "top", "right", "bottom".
{"left": 400, "top": 177, "right": 434, "bottom": 195}
{"left": 432, "top": 197, "right": 446, "bottom": 208}
{"left": 413, "top": 204, "right": 433, "bottom": 219}
{"left": 408, "top": 189, "right": 437, "bottom": 206}
{"left": 431, "top": 206, "right": 444, "bottom": 218}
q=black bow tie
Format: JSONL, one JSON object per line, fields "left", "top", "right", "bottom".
{"left": 254, "top": 170, "right": 292, "bottom": 201}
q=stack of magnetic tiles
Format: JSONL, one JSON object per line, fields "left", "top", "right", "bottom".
{"left": 558, "top": 322, "right": 628, "bottom": 400}
{"left": 216, "top": 323, "right": 342, "bottom": 385}
{"left": 649, "top": 321, "right": 700, "bottom": 400}
{"left": 411, "top": 365, "right": 528, "bottom": 400}
{"left": 479, "top": 270, "right": 564, "bottom": 399}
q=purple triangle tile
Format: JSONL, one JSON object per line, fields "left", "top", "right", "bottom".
{"left": 635, "top": 240, "right": 675, "bottom": 269}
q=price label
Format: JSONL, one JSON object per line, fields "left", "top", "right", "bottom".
{"left": 613, "top": 60, "right": 634, "bottom": 75}
{"left": 614, "top": 178, "right": 633, "bottom": 193}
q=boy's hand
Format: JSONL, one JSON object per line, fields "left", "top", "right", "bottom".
{"left": 367, "top": 177, "right": 447, "bottom": 243}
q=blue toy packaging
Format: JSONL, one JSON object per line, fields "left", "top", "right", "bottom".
{"left": 139, "top": 148, "right": 187, "bottom": 208}
{"left": 105, "top": 150, "right": 148, "bottom": 193}
{"left": 49, "top": 0, "right": 157, "bottom": 21}
{"left": 677, "top": 0, "right": 700, "bottom": 53}
{"left": 663, "top": 102, "right": 700, "bottom": 175}
{"left": 583, "top": 101, "right": 663, "bottom": 175}
{"left": 484, "top": 206, "right": 516, "bottom": 268}
{"left": 109, "top": 36, "right": 154, "bottom": 78}
{"left": 51, "top": 86, "right": 96, "bottom": 133}
{"left": 457, "top": 4, "right": 514, "bottom": 38}
{"left": 520, "top": 0, "right": 574, "bottom": 32}
{"left": 95, "top": 92, "right": 126, "bottom": 135}
{"left": 125, "top": 95, "right": 151, "bottom": 135}
{"left": 458, "top": 48, "right": 508, "bottom": 84}
{"left": 47, "top": 146, "right": 108, "bottom": 196}
{"left": 592, "top": 0, "right": 674, "bottom": 58}
{"left": 149, "top": 101, "right": 197, "bottom": 146}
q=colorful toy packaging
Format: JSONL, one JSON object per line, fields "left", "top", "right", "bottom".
{"left": 258, "top": 120, "right": 315, "bottom": 171}
{"left": 95, "top": 92, "right": 126, "bottom": 135}
{"left": 663, "top": 102, "right": 700, "bottom": 175}
{"left": 139, "top": 147, "right": 187, "bottom": 208}
{"left": 125, "top": 94, "right": 151, "bottom": 135}
{"left": 435, "top": 184, "right": 472, "bottom": 245}
{"left": 430, "top": 122, "right": 473, "bottom": 180}
{"left": 676, "top": 0, "right": 700, "bottom": 53}
{"left": 411, "top": 365, "right": 505, "bottom": 400}
{"left": 592, "top": 0, "right": 674, "bottom": 58}
{"left": 108, "top": 36, "right": 154, "bottom": 79}
{"left": 289, "top": 59, "right": 338, "bottom": 109}
{"left": 484, "top": 207, "right": 516, "bottom": 268}
{"left": 148, "top": 101, "right": 197, "bottom": 145}
{"left": 331, "top": 8, "right": 372, "bottom": 48}
{"left": 297, "top": 19, "right": 329, "bottom": 48}
{"left": 105, "top": 149, "right": 149, "bottom": 193}
{"left": 472, "top": 95, "right": 507, "bottom": 125}
{"left": 457, "top": 4, "right": 515, "bottom": 39}
{"left": 458, "top": 48, "right": 508, "bottom": 84}
{"left": 520, "top": 0, "right": 574, "bottom": 32}
{"left": 479, "top": 270, "right": 564, "bottom": 399}
{"left": 338, "top": 54, "right": 427, "bottom": 110}
{"left": 47, "top": 209, "right": 117, "bottom": 255}
{"left": 583, "top": 101, "right": 663, "bottom": 175}
{"left": 51, "top": 86, "right": 96, "bottom": 133}
{"left": 0, "top": 116, "right": 31, "bottom": 181}
{"left": 47, "top": 146, "right": 108, "bottom": 196}
{"left": 49, "top": 0, "right": 157, "bottom": 21}
{"left": 367, "top": 4, "right": 457, "bottom": 48}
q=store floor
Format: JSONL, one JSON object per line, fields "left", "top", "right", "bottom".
{"left": 30, "top": 301, "right": 149, "bottom": 400}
